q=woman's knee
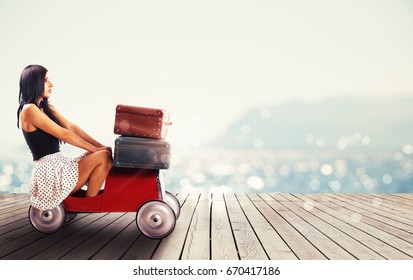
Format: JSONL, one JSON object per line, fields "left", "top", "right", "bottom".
{"left": 97, "top": 150, "right": 113, "bottom": 170}
{"left": 79, "top": 150, "right": 111, "bottom": 169}
{"left": 105, "top": 154, "right": 113, "bottom": 170}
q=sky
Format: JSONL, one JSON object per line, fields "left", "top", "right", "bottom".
{"left": 1, "top": 0, "right": 413, "bottom": 157}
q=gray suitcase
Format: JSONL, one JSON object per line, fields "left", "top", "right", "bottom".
{"left": 113, "top": 136, "right": 171, "bottom": 169}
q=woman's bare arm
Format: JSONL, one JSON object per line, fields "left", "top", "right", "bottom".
{"left": 23, "top": 104, "right": 104, "bottom": 153}
{"left": 49, "top": 104, "right": 108, "bottom": 149}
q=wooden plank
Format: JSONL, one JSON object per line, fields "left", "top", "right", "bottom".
{"left": 224, "top": 193, "right": 268, "bottom": 260}
{"left": 335, "top": 194, "right": 413, "bottom": 217}
{"left": 322, "top": 195, "right": 413, "bottom": 249}
{"left": 318, "top": 195, "right": 413, "bottom": 244}
{"left": 151, "top": 192, "right": 200, "bottom": 260}
{"left": 0, "top": 199, "right": 29, "bottom": 226}
{"left": 377, "top": 193, "right": 413, "bottom": 203}
{"left": 303, "top": 194, "right": 413, "bottom": 259}
{"left": 1, "top": 214, "right": 88, "bottom": 259}
{"left": 0, "top": 212, "right": 27, "bottom": 227}
{"left": 0, "top": 221, "right": 36, "bottom": 247}
{"left": 174, "top": 192, "right": 189, "bottom": 206}
{"left": 390, "top": 194, "right": 413, "bottom": 202}
{"left": 60, "top": 212, "right": 133, "bottom": 260}
{"left": 281, "top": 194, "right": 384, "bottom": 259}
{"left": 181, "top": 193, "right": 211, "bottom": 260}
{"left": 251, "top": 193, "right": 326, "bottom": 260}
{"left": 0, "top": 197, "right": 30, "bottom": 209}
{"left": 210, "top": 193, "right": 239, "bottom": 260}
{"left": 92, "top": 216, "right": 141, "bottom": 260}
{"left": 0, "top": 213, "right": 93, "bottom": 259}
{"left": 268, "top": 193, "right": 355, "bottom": 260}
{"left": 0, "top": 193, "right": 21, "bottom": 200}
{"left": 1, "top": 193, "right": 413, "bottom": 260}
{"left": 0, "top": 193, "right": 30, "bottom": 203}
{"left": 236, "top": 193, "right": 297, "bottom": 260}
{"left": 0, "top": 225, "right": 44, "bottom": 258}
{"left": 328, "top": 194, "right": 413, "bottom": 229}
{"left": 30, "top": 212, "right": 122, "bottom": 260}
{"left": 358, "top": 194, "right": 413, "bottom": 215}
{"left": 0, "top": 195, "right": 29, "bottom": 205}
{"left": 0, "top": 199, "right": 28, "bottom": 213}
{"left": 0, "top": 207, "right": 28, "bottom": 226}
{"left": 121, "top": 234, "right": 161, "bottom": 260}
{"left": 0, "top": 198, "right": 30, "bottom": 213}
{"left": 0, "top": 217, "right": 30, "bottom": 237}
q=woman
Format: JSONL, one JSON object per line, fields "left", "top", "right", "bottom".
{"left": 17, "top": 64, "right": 112, "bottom": 211}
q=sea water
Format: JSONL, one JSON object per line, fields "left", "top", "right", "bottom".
{"left": 161, "top": 147, "right": 413, "bottom": 194}
{"left": 2, "top": 146, "right": 412, "bottom": 195}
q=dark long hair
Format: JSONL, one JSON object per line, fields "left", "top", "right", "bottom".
{"left": 17, "top": 65, "right": 60, "bottom": 128}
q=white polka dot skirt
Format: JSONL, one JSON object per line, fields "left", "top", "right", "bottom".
{"left": 30, "top": 152, "right": 84, "bottom": 211}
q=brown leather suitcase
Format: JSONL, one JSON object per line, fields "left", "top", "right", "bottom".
{"left": 114, "top": 104, "right": 171, "bottom": 139}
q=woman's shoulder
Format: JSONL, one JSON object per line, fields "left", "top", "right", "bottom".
{"left": 22, "top": 103, "right": 39, "bottom": 113}
{"left": 20, "top": 104, "right": 40, "bottom": 131}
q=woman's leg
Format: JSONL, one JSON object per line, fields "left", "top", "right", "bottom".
{"left": 71, "top": 150, "right": 113, "bottom": 197}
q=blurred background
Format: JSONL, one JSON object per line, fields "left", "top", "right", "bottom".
{"left": 1, "top": 0, "right": 413, "bottom": 194}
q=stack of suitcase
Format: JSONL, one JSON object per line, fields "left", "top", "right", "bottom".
{"left": 113, "top": 104, "right": 172, "bottom": 169}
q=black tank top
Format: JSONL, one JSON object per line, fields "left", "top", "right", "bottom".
{"left": 23, "top": 129, "right": 60, "bottom": 161}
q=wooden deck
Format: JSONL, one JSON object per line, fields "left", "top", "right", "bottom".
{"left": 1, "top": 192, "right": 413, "bottom": 260}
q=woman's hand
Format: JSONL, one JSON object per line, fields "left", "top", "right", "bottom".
{"left": 94, "top": 146, "right": 112, "bottom": 153}
{"left": 95, "top": 144, "right": 112, "bottom": 153}
{"left": 104, "top": 146, "right": 112, "bottom": 154}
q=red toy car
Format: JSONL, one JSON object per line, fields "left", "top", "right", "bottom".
{"left": 28, "top": 167, "right": 180, "bottom": 239}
